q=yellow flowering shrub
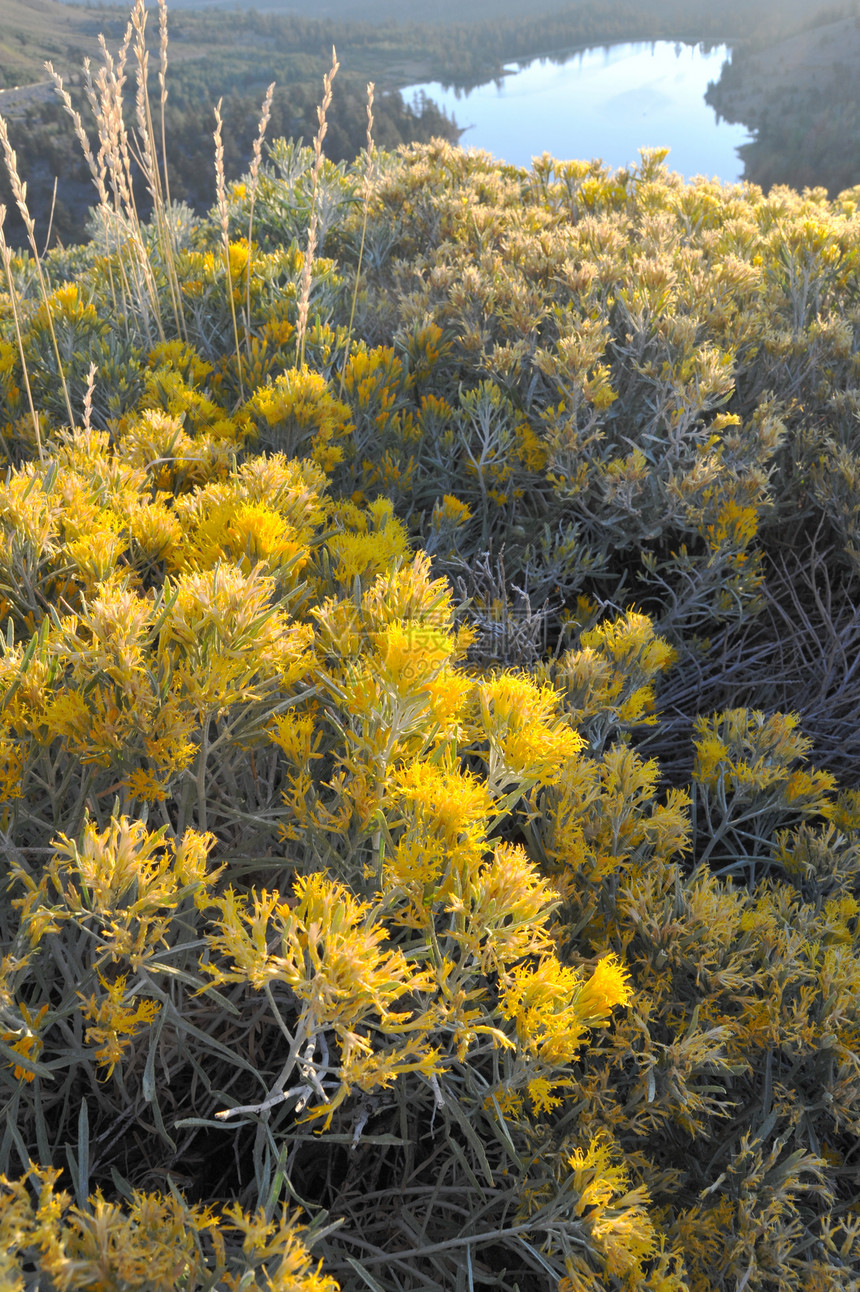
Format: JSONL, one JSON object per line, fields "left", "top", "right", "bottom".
{"left": 1, "top": 14, "right": 860, "bottom": 1285}
{"left": 543, "top": 608, "right": 678, "bottom": 752}
{"left": 245, "top": 366, "right": 353, "bottom": 472}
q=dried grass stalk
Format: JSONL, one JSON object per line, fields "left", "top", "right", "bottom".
{"left": 214, "top": 97, "right": 245, "bottom": 401}
{"left": 245, "top": 81, "right": 276, "bottom": 355}
{"left": 296, "top": 46, "right": 339, "bottom": 370}
{"left": 131, "top": 0, "right": 185, "bottom": 339}
{"left": 340, "top": 80, "right": 375, "bottom": 396}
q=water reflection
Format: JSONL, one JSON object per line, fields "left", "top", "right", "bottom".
{"left": 404, "top": 41, "right": 751, "bottom": 183}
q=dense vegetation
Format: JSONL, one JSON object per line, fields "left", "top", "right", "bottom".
{"left": 3, "top": 3, "right": 860, "bottom": 1289}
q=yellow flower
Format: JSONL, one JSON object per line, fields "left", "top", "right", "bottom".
{"left": 704, "top": 498, "right": 759, "bottom": 552}
{"left": 65, "top": 525, "right": 125, "bottom": 587}
{"left": 575, "top": 953, "right": 633, "bottom": 1021}
{"left": 564, "top": 1136, "right": 657, "bottom": 1278}
{"left": 475, "top": 671, "right": 584, "bottom": 786}
{"left": 388, "top": 761, "right": 491, "bottom": 891}
{"left": 500, "top": 948, "right": 631, "bottom": 1065}
{"left": 326, "top": 498, "right": 410, "bottom": 583}
{"left": 48, "top": 817, "right": 216, "bottom": 968}
{"left": 432, "top": 494, "right": 473, "bottom": 526}
{"left": 693, "top": 732, "right": 729, "bottom": 784}
{"left": 487, "top": 1087, "right": 524, "bottom": 1118}
{"left": 247, "top": 366, "right": 353, "bottom": 469}
{"left": 0, "top": 730, "right": 24, "bottom": 801}
{"left": 446, "top": 843, "right": 557, "bottom": 970}
{"left": 122, "top": 767, "right": 172, "bottom": 803}
{"left": 370, "top": 620, "right": 456, "bottom": 692}
{"left": 500, "top": 956, "right": 586, "bottom": 1062}
{"left": 147, "top": 339, "right": 213, "bottom": 386}
{"left": 2, "top": 1003, "right": 49, "bottom": 1082}
{"left": 80, "top": 974, "right": 160, "bottom": 1077}
{"left": 424, "top": 665, "right": 473, "bottom": 736}
{"left": 527, "top": 1076, "right": 566, "bottom": 1114}
{"left": 206, "top": 872, "right": 432, "bottom": 1030}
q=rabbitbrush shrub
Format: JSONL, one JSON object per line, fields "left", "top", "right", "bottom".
{"left": 1, "top": 2, "right": 860, "bottom": 1288}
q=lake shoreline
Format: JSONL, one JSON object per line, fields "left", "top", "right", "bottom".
{"left": 437, "top": 33, "right": 747, "bottom": 95}
{"left": 402, "top": 40, "right": 751, "bottom": 183}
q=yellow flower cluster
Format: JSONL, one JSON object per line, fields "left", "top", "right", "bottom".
{"left": 0, "top": 1165, "right": 339, "bottom": 1292}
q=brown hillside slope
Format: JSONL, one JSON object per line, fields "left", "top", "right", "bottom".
{"left": 0, "top": 0, "right": 110, "bottom": 88}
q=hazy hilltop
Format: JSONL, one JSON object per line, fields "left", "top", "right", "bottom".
{"left": 149, "top": 0, "right": 580, "bottom": 19}
{"left": 49, "top": 0, "right": 819, "bottom": 27}
{"left": 0, "top": 0, "right": 108, "bottom": 85}
{"left": 44, "top": 0, "right": 600, "bottom": 18}
{"left": 46, "top": 0, "right": 604, "bottom": 19}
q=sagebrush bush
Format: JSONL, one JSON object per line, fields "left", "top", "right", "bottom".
{"left": 1, "top": 2, "right": 860, "bottom": 1289}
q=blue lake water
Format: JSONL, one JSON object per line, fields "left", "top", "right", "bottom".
{"left": 404, "top": 41, "right": 751, "bottom": 183}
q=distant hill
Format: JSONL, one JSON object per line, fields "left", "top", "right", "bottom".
{"left": 50, "top": 0, "right": 585, "bottom": 22}
{"left": 0, "top": 0, "right": 108, "bottom": 87}
{"left": 706, "top": 12, "right": 860, "bottom": 193}
{"left": 48, "top": 0, "right": 823, "bottom": 26}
